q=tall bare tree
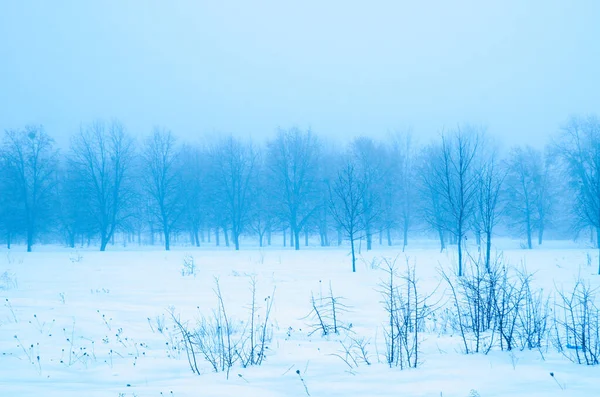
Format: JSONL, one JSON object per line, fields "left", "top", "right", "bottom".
{"left": 55, "top": 165, "right": 93, "bottom": 248}
{"left": 427, "top": 127, "right": 481, "bottom": 276}
{"left": 329, "top": 157, "right": 369, "bottom": 272}
{"left": 70, "top": 120, "right": 135, "bottom": 251}
{"left": 474, "top": 147, "right": 505, "bottom": 271}
{"left": 554, "top": 114, "right": 600, "bottom": 273}
{"left": 2, "top": 125, "right": 58, "bottom": 252}
{"left": 394, "top": 133, "right": 418, "bottom": 250}
{"left": 418, "top": 143, "right": 448, "bottom": 252}
{"left": 267, "top": 127, "right": 321, "bottom": 250}
{"left": 209, "top": 136, "right": 257, "bottom": 250}
{"left": 248, "top": 149, "right": 278, "bottom": 247}
{"left": 180, "top": 144, "right": 207, "bottom": 247}
{"left": 142, "top": 127, "right": 183, "bottom": 251}
{"left": 0, "top": 152, "right": 21, "bottom": 248}
{"left": 350, "top": 136, "right": 385, "bottom": 250}
{"left": 505, "top": 145, "right": 552, "bottom": 249}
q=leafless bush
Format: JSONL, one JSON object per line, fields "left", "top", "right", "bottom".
{"left": 441, "top": 255, "right": 499, "bottom": 354}
{"left": 180, "top": 254, "right": 196, "bottom": 277}
{"left": 303, "top": 281, "right": 351, "bottom": 336}
{"left": 493, "top": 264, "right": 527, "bottom": 352}
{"left": 516, "top": 273, "right": 550, "bottom": 352}
{"left": 170, "top": 277, "right": 275, "bottom": 377}
{"left": 0, "top": 271, "right": 18, "bottom": 291}
{"left": 442, "top": 254, "right": 549, "bottom": 355}
{"left": 554, "top": 278, "right": 600, "bottom": 365}
{"left": 331, "top": 335, "right": 373, "bottom": 369}
{"left": 380, "top": 256, "right": 436, "bottom": 369}
{"left": 236, "top": 276, "right": 275, "bottom": 367}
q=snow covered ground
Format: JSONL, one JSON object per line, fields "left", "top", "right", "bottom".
{"left": 1, "top": 241, "right": 599, "bottom": 397}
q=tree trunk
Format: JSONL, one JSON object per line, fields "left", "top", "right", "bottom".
{"left": 379, "top": 228, "right": 383, "bottom": 245}
{"left": 538, "top": 225, "right": 544, "bottom": 246}
{"left": 100, "top": 233, "right": 109, "bottom": 252}
{"left": 223, "top": 227, "right": 230, "bottom": 247}
{"left": 259, "top": 232, "right": 264, "bottom": 247}
{"left": 6, "top": 231, "right": 11, "bottom": 249}
{"left": 194, "top": 227, "right": 200, "bottom": 247}
{"left": 234, "top": 231, "right": 240, "bottom": 250}
{"left": 164, "top": 227, "right": 170, "bottom": 251}
{"left": 366, "top": 226, "right": 372, "bottom": 250}
{"left": 457, "top": 233, "right": 463, "bottom": 277}
{"left": 337, "top": 228, "right": 342, "bottom": 246}
{"left": 437, "top": 227, "right": 445, "bottom": 252}
{"left": 267, "top": 228, "right": 272, "bottom": 246}
{"left": 596, "top": 227, "right": 600, "bottom": 275}
{"left": 283, "top": 228, "right": 287, "bottom": 247}
{"left": 215, "top": 227, "right": 220, "bottom": 246}
{"left": 294, "top": 229, "right": 300, "bottom": 251}
{"left": 304, "top": 229, "right": 309, "bottom": 247}
{"left": 485, "top": 230, "right": 492, "bottom": 273}
{"left": 526, "top": 214, "right": 532, "bottom": 249}
{"left": 350, "top": 235, "right": 357, "bottom": 273}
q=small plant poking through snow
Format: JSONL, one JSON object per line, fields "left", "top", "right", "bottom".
{"left": 180, "top": 254, "right": 196, "bottom": 277}
{"left": 69, "top": 251, "right": 83, "bottom": 263}
{"left": 0, "top": 271, "right": 18, "bottom": 291}
{"left": 303, "top": 280, "right": 351, "bottom": 336}
{"left": 169, "top": 277, "right": 275, "bottom": 377}
{"left": 380, "top": 256, "right": 437, "bottom": 369}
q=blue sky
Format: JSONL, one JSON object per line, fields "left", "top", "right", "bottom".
{"left": 1, "top": 0, "right": 598, "bottom": 148}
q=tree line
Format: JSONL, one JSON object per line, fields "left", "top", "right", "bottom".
{"left": 1, "top": 116, "right": 599, "bottom": 264}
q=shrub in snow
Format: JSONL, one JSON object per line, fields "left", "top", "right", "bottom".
{"left": 380, "top": 256, "right": 436, "bottom": 369}
{"left": 303, "top": 280, "right": 351, "bottom": 336}
{"left": 441, "top": 253, "right": 551, "bottom": 355}
{"left": 0, "top": 270, "right": 18, "bottom": 291}
{"left": 180, "top": 254, "right": 196, "bottom": 277}
{"left": 169, "top": 277, "right": 275, "bottom": 377}
{"left": 553, "top": 278, "right": 600, "bottom": 365}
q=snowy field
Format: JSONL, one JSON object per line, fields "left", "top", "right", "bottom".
{"left": 1, "top": 241, "right": 599, "bottom": 397}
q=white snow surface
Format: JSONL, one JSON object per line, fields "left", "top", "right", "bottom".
{"left": 1, "top": 241, "right": 599, "bottom": 397}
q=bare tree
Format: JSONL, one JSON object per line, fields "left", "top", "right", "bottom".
{"left": 394, "top": 133, "right": 418, "bottom": 250}
{"left": 142, "top": 127, "right": 183, "bottom": 251}
{"left": 428, "top": 127, "right": 481, "bottom": 276}
{"left": 180, "top": 144, "right": 208, "bottom": 247}
{"left": 474, "top": 146, "right": 505, "bottom": 271}
{"left": 554, "top": 115, "right": 600, "bottom": 272}
{"left": 55, "top": 165, "right": 93, "bottom": 248}
{"left": 248, "top": 149, "right": 279, "bottom": 247}
{"left": 0, "top": 153, "right": 21, "bottom": 248}
{"left": 208, "top": 136, "right": 257, "bottom": 250}
{"left": 267, "top": 127, "right": 321, "bottom": 250}
{"left": 505, "top": 145, "right": 552, "bottom": 249}
{"left": 329, "top": 156, "right": 369, "bottom": 272}
{"left": 418, "top": 143, "right": 448, "bottom": 252}
{"left": 70, "top": 120, "right": 135, "bottom": 251}
{"left": 350, "top": 136, "right": 385, "bottom": 250}
{"left": 2, "top": 125, "right": 58, "bottom": 252}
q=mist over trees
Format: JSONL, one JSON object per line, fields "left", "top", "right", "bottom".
{"left": 0, "top": 116, "right": 598, "bottom": 262}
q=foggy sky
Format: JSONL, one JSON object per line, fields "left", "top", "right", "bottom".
{"left": 1, "top": 0, "right": 599, "bottom": 149}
